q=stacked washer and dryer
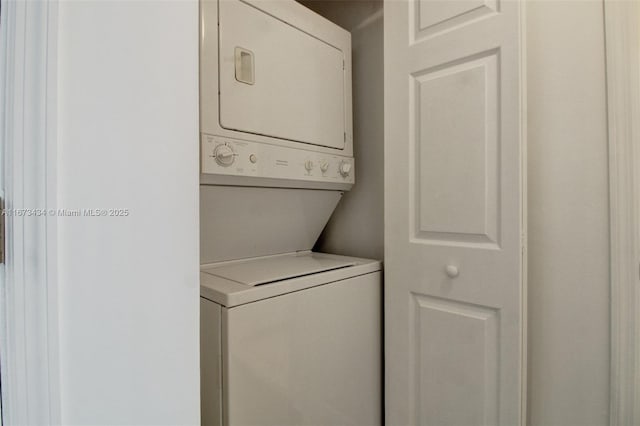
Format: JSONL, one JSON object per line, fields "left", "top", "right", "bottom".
{"left": 199, "top": 0, "right": 382, "bottom": 425}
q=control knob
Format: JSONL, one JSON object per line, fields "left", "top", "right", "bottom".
{"left": 320, "top": 160, "right": 329, "bottom": 173}
{"left": 214, "top": 144, "right": 235, "bottom": 166}
{"left": 304, "top": 160, "right": 314, "bottom": 171}
{"left": 339, "top": 160, "right": 352, "bottom": 177}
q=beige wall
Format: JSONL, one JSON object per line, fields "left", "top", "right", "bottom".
{"left": 300, "top": 0, "right": 385, "bottom": 261}
{"left": 527, "top": 1, "right": 610, "bottom": 425}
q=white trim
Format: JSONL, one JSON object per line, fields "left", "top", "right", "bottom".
{"left": 604, "top": 1, "right": 640, "bottom": 424}
{"left": 519, "top": 0, "right": 528, "bottom": 423}
{"left": 0, "top": 0, "right": 60, "bottom": 424}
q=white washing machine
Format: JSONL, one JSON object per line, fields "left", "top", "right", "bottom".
{"left": 198, "top": 188, "right": 382, "bottom": 426}
{"left": 199, "top": 0, "right": 381, "bottom": 424}
{"left": 200, "top": 252, "right": 381, "bottom": 426}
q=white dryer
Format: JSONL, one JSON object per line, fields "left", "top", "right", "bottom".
{"left": 200, "top": 252, "right": 381, "bottom": 425}
{"left": 199, "top": 0, "right": 354, "bottom": 191}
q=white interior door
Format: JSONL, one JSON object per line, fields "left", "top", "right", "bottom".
{"left": 384, "top": 0, "right": 525, "bottom": 424}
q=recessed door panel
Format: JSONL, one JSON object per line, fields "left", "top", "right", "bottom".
{"left": 415, "top": 0, "right": 499, "bottom": 41}
{"left": 219, "top": 0, "right": 345, "bottom": 149}
{"left": 413, "top": 52, "right": 499, "bottom": 246}
{"left": 413, "top": 294, "right": 499, "bottom": 425}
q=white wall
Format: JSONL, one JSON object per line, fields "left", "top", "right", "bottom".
{"left": 527, "top": 2, "right": 610, "bottom": 425}
{"left": 300, "top": 0, "right": 385, "bottom": 261}
{"left": 56, "top": 1, "right": 200, "bottom": 424}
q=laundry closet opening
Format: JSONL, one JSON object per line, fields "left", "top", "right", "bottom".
{"left": 197, "top": 0, "right": 384, "bottom": 424}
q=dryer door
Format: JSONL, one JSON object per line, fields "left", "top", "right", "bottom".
{"left": 218, "top": 0, "right": 346, "bottom": 149}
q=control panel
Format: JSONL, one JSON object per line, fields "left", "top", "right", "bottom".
{"left": 201, "top": 134, "right": 355, "bottom": 185}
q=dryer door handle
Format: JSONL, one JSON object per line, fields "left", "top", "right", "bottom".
{"left": 234, "top": 47, "right": 255, "bottom": 85}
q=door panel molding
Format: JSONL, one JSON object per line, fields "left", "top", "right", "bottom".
{"left": 410, "top": 49, "right": 501, "bottom": 247}
{"left": 411, "top": 0, "right": 499, "bottom": 43}
{"left": 604, "top": 1, "right": 640, "bottom": 424}
{"left": 410, "top": 292, "right": 500, "bottom": 426}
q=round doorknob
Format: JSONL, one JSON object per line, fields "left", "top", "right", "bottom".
{"left": 445, "top": 265, "right": 459, "bottom": 278}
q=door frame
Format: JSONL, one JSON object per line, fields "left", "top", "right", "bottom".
{"left": 0, "top": 0, "right": 60, "bottom": 424}
{"left": 604, "top": 0, "right": 640, "bottom": 424}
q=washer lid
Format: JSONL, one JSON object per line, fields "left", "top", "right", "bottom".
{"left": 201, "top": 254, "right": 356, "bottom": 286}
{"left": 200, "top": 252, "right": 382, "bottom": 307}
